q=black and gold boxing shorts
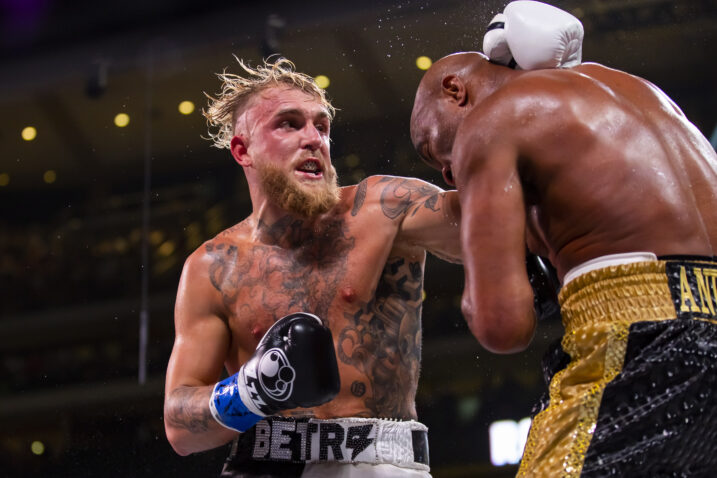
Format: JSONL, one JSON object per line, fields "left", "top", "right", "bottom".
{"left": 518, "top": 256, "right": 717, "bottom": 478}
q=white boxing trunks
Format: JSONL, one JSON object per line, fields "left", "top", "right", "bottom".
{"left": 220, "top": 416, "right": 431, "bottom": 477}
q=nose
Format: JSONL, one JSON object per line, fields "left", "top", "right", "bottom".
{"left": 301, "top": 124, "right": 323, "bottom": 151}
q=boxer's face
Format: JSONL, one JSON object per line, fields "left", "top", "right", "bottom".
{"left": 233, "top": 86, "right": 340, "bottom": 216}
{"left": 410, "top": 86, "right": 457, "bottom": 186}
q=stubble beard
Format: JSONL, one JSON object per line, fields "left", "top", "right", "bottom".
{"left": 256, "top": 161, "right": 341, "bottom": 218}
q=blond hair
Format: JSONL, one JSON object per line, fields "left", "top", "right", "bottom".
{"left": 203, "top": 56, "right": 335, "bottom": 149}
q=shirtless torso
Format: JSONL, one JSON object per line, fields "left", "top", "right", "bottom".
{"left": 468, "top": 62, "right": 717, "bottom": 278}
{"left": 165, "top": 174, "right": 460, "bottom": 453}
{"left": 411, "top": 53, "right": 717, "bottom": 352}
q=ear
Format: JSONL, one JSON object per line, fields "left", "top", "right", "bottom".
{"left": 441, "top": 74, "right": 468, "bottom": 106}
{"left": 230, "top": 135, "right": 250, "bottom": 166}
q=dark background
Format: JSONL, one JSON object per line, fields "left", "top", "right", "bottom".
{"left": 1, "top": 0, "right": 715, "bottom": 476}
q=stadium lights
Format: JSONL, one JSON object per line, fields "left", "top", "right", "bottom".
{"left": 489, "top": 417, "right": 531, "bottom": 466}
{"left": 22, "top": 126, "right": 37, "bottom": 141}
{"left": 315, "top": 75, "right": 330, "bottom": 89}
{"left": 416, "top": 56, "right": 432, "bottom": 70}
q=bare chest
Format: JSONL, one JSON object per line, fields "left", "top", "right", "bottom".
{"left": 209, "top": 236, "right": 354, "bottom": 337}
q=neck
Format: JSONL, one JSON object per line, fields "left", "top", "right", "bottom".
{"left": 249, "top": 200, "right": 319, "bottom": 249}
{"left": 467, "top": 62, "right": 517, "bottom": 106}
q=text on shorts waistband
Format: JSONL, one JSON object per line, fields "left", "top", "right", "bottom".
{"left": 558, "top": 256, "right": 717, "bottom": 332}
{"left": 250, "top": 417, "right": 429, "bottom": 471}
{"left": 664, "top": 256, "right": 717, "bottom": 321}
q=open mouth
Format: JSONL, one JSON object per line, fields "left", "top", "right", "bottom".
{"left": 296, "top": 159, "right": 323, "bottom": 177}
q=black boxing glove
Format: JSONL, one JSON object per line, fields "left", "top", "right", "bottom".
{"left": 209, "top": 312, "right": 340, "bottom": 432}
{"left": 526, "top": 252, "right": 561, "bottom": 322}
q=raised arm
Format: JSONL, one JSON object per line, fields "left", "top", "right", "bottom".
{"left": 164, "top": 250, "right": 236, "bottom": 455}
{"left": 377, "top": 176, "right": 462, "bottom": 263}
{"left": 452, "top": 123, "right": 536, "bottom": 354}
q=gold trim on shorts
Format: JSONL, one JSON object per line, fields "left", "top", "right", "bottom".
{"left": 517, "top": 258, "right": 717, "bottom": 478}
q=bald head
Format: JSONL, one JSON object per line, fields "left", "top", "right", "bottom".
{"left": 410, "top": 52, "right": 495, "bottom": 183}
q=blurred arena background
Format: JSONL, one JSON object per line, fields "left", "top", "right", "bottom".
{"left": 1, "top": 0, "right": 715, "bottom": 476}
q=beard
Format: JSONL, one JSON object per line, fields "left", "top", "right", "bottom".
{"left": 256, "top": 160, "right": 340, "bottom": 218}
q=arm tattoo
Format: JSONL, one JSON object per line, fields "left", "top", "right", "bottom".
{"left": 337, "top": 257, "right": 424, "bottom": 418}
{"left": 166, "top": 386, "right": 214, "bottom": 433}
{"left": 352, "top": 179, "right": 368, "bottom": 216}
{"left": 379, "top": 177, "right": 441, "bottom": 220}
{"left": 206, "top": 243, "right": 241, "bottom": 306}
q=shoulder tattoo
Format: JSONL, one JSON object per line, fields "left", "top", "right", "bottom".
{"left": 379, "top": 178, "right": 441, "bottom": 220}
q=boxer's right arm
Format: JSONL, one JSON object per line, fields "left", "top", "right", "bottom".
{"left": 164, "top": 250, "right": 237, "bottom": 455}
{"left": 164, "top": 250, "right": 341, "bottom": 456}
{"left": 454, "top": 138, "right": 536, "bottom": 353}
{"left": 452, "top": 98, "right": 538, "bottom": 353}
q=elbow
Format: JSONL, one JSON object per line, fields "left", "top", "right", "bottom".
{"left": 461, "top": 295, "right": 535, "bottom": 354}
{"left": 173, "top": 446, "right": 193, "bottom": 457}
{"left": 172, "top": 444, "right": 193, "bottom": 457}
{"left": 165, "top": 426, "right": 193, "bottom": 456}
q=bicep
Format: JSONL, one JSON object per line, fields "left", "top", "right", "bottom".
{"left": 397, "top": 182, "right": 462, "bottom": 263}
{"left": 166, "top": 314, "right": 230, "bottom": 391}
{"left": 165, "top": 260, "right": 231, "bottom": 394}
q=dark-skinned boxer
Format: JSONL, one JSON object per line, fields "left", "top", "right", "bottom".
{"left": 410, "top": 1, "right": 717, "bottom": 475}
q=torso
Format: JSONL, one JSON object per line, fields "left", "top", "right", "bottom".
{"left": 198, "top": 176, "right": 433, "bottom": 420}
{"left": 481, "top": 63, "right": 717, "bottom": 278}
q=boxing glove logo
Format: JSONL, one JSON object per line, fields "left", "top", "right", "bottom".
{"left": 257, "top": 348, "right": 296, "bottom": 401}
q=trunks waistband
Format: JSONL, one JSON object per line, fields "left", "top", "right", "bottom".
{"left": 558, "top": 255, "right": 717, "bottom": 333}
{"left": 563, "top": 252, "right": 658, "bottom": 286}
{"left": 246, "top": 417, "right": 429, "bottom": 471}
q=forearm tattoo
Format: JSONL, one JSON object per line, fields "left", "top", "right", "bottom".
{"left": 338, "top": 257, "right": 424, "bottom": 419}
{"left": 166, "top": 386, "right": 214, "bottom": 433}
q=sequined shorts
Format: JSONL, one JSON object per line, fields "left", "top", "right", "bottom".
{"left": 518, "top": 256, "right": 717, "bottom": 478}
{"left": 219, "top": 417, "right": 430, "bottom": 477}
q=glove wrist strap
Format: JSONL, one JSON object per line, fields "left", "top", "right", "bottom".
{"left": 209, "top": 372, "right": 263, "bottom": 432}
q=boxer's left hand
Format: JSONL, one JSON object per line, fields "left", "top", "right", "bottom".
{"left": 483, "top": 0, "right": 583, "bottom": 70}
{"left": 209, "top": 312, "right": 340, "bottom": 432}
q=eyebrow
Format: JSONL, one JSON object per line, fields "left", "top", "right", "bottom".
{"left": 275, "top": 108, "right": 330, "bottom": 122}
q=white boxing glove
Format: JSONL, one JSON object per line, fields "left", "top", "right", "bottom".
{"left": 483, "top": 0, "right": 584, "bottom": 70}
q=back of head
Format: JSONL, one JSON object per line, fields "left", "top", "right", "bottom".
{"left": 412, "top": 51, "right": 489, "bottom": 128}
{"left": 204, "top": 57, "right": 335, "bottom": 149}
{"left": 417, "top": 52, "right": 488, "bottom": 98}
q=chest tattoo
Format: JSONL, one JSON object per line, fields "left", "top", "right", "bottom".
{"left": 205, "top": 217, "right": 355, "bottom": 320}
{"left": 337, "top": 257, "right": 424, "bottom": 419}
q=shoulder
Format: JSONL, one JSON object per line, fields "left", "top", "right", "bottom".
{"left": 342, "top": 175, "right": 447, "bottom": 221}
{"left": 484, "top": 70, "right": 586, "bottom": 116}
{"left": 182, "top": 222, "right": 250, "bottom": 276}
{"left": 459, "top": 70, "right": 591, "bottom": 149}
{"left": 486, "top": 67, "right": 629, "bottom": 117}
{"left": 371, "top": 175, "right": 446, "bottom": 219}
